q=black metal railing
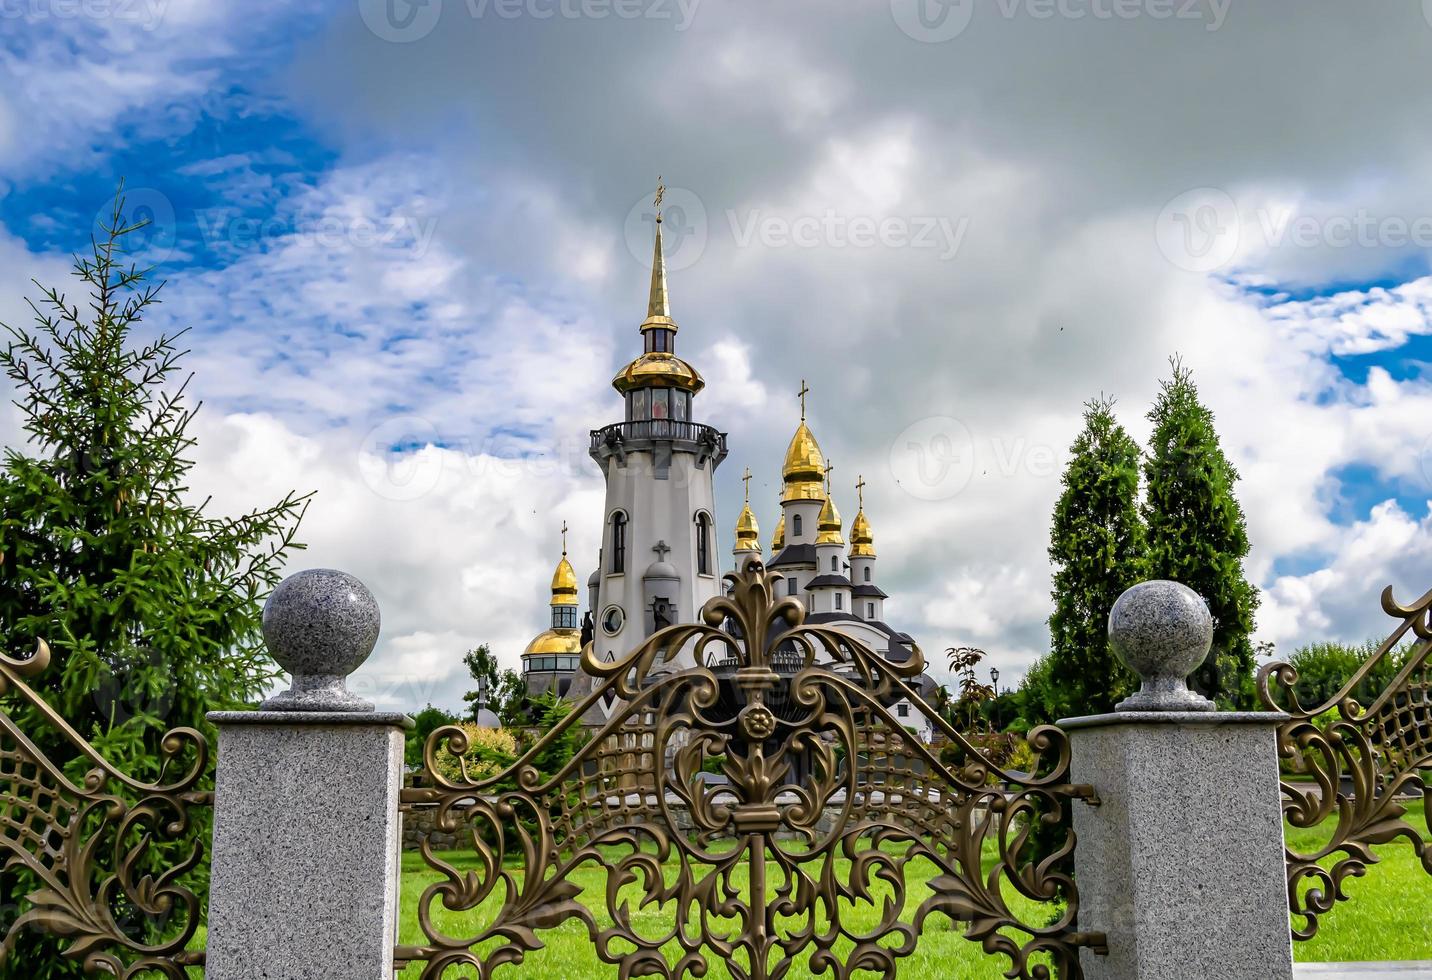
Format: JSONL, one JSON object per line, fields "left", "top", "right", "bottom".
{"left": 589, "top": 420, "right": 728, "bottom": 455}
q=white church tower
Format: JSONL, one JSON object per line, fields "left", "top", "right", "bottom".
{"left": 588, "top": 189, "right": 728, "bottom": 667}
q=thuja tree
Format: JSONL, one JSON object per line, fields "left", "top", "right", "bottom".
{"left": 1048, "top": 397, "right": 1145, "bottom": 716}
{"left": 0, "top": 195, "right": 309, "bottom": 976}
{"left": 1142, "top": 359, "right": 1258, "bottom": 707}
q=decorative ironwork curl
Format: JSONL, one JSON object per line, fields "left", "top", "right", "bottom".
{"left": 400, "top": 559, "right": 1102, "bottom": 979}
{"left": 1258, "top": 584, "right": 1432, "bottom": 941}
{"left": 0, "top": 639, "right": 211, "bottom": 976}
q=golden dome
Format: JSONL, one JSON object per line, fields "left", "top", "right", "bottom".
{"left": 816, "top": 494, "right": 844, "bottom": 546}
{"left": 850, "top": 508, "right": 875, "bottom": 558}
{"left": 611, "top": 352, "right": 705, "bottom": 395}
{"left": 734, "top": 502, "right": 760, "bottom": 553}
{"left": 781, "top": 421, "right": 826, "bottom": 502}
{"left": 770, "top": 511, "right": 785, "bottom": 551}
{"left": 550, "top": 554, "right": 578, "bottom": 606}
{"left": 524, "top": 628, "right": 582, "bottom": 656}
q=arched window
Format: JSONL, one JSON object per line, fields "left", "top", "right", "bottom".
{"left": 610, "top": 512, "right": 627, "bottom": 573}
{"left": 792, "top": 514, "right": 803, "bottom": 537}
{"left": 863, "top": 566, "right": 871, "bottom": 582}
{"left": 830, "top": 556, "right": 838, "bottom": 572}
{"left": 695, "top": 512, "right": 711, "bottom": 575}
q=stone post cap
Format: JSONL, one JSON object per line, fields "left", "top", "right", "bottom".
{"left": 1109, "top": 579, "right": 1215, "bottom": 713}
{"left": 260, "top": 568, "right": 380, "bottom": 712}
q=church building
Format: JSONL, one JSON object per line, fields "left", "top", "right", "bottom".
{"left": 518, "top": 191, "right": 934, "bottom": 742}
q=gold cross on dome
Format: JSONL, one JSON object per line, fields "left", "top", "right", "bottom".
{"left": 824, "top": 458, "right": 835, "bottom": 491}
{"left": 855, "top": 474, "right": 866, "bottom": 508}
{"left": 798, "top": 379, "right": 810, "bottom": 421}
{"left": 654, "top": 176, "right": 665, "bottom": 216}
{"left": 742, "top": 467, "right": 752, "bottom": 503}
{"left": 560, "top": 520, "right": 569, "bottom": 555}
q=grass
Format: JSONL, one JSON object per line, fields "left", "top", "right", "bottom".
{"left": 391, "top": 801, "right": 1432, "bottom": 977}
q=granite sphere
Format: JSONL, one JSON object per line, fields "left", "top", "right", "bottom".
{"left": 1108, "top": 580, "right": 1213, "bottom": 710}
{"left": 262, "top": 569, "right": 381, "bottom": 681}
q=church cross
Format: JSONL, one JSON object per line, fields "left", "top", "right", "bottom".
{"left": 654, "top": 176, "right": 665, "bottom": 218}
{"left": 560, "top": 520, "right": 568, "bottom": 555}
{"left": 855, "top": 474, "right": 866, "bottom": 509}
{"left": 742, "top": 466, "right": 752, "bottom": 503}
{"left": 798, "top": 379, "right": 810, "bottom": 421}
{"left": 652, "top": 539, "right": 672, "bottom": 561}
{"left": 824, "top": 458, "right": 835, "bottom": 492}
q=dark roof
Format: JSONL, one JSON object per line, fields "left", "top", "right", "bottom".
{"left": 851, "top": 584, "right": 888, "bottom": 599}
{"left": 768, "top": 543, "right": 817, "bottom": 568}
{"left": 806, "top": 573, "right": 851, "bottom": 589}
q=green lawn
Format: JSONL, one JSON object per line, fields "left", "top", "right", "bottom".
{"left": 390, "top": 800, "right": 1432, "bottom": 977}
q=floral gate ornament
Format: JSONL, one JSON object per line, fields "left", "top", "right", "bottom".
{"left": 398, "top": 559, "right": 1105, "bottom": 979}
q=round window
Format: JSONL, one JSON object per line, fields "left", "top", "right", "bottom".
{"left": 601, "top": 605, "right": 625, "bottom": 636}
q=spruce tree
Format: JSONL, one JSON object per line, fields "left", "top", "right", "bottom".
{"left": 1142, "top": 358, "right": 1259, "bottom": 707}
{"left": 1048, "top": 397, "right": 1145, "bottom": 716}
{"left": 0, "top": 191, "right": 309, "bottom": 976}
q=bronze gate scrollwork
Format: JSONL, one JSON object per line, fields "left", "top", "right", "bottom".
{"left": 0, "top": 639, "right": 211, "bottom": 977}
{"left": 1258, "top": 584, "right": 1432, "bottom": 941}
{"left": 399, "top": 559, "right": 1104, "bottom": 979}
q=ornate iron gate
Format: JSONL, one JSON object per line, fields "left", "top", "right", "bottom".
{"left": 0, "top": 641, "right": 211, "bottom": 977}
{"left": 1258, "top": 584, "right": 1432, "bottom": 941}
{"left": 398, "top": 561, "right": 1104, "bottom": 979}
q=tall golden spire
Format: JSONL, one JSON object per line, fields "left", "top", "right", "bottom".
{"left": 733, "top": 466, "right": 760, "bottom": 553}
{"left": 643, "top": 177, "right": 675, "bottom": 330}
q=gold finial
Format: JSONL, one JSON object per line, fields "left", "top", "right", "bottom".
{"left": 742, "top": 466, "right": 752, "bottom": 503}
{"left": 646, "top": 181, "right": 671, "bottom": 321}
{"left": 654, "top": 175, "right": 665, "bottom": 222}
{"left": 855, "top": 474, "right": 866, "bottom": 509}
{"left": 560, "top": 520, "right": 568, "bottom": 556}
{"left": 798, "top": 379, "right": 810, "bottom": 421}
{"left": 824, "top": 458, "right": 835, "bottom": 492}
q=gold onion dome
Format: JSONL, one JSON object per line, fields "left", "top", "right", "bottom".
{"left": 782, "top": 422, "right": 826, "bottom": 502}
{"left": 550, "top": 553, "right": 578, "bottom": 605}
{"left": 816, "top": 494, "right": 844, "bottom": 546}
{"left": 524, "top": 628, "right": 582, "bottom": 656}
{"left": 612, "top": 206, "right": 704, "bottom": 395}
{"left": 734, "top": 503, "right": 760, "bottom": 553}
{"left": 770, "top": 511, "right": 786, "bottom": 551}
{"left": 850, "top": 508, "right": 875, "bottom": 558}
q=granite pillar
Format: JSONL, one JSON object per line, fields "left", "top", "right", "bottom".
{"left": 204, "top": 568, "right": 413, "bottom": 980}
{"left": 1061, "top": 580, "right": 1293, "bottom": 980}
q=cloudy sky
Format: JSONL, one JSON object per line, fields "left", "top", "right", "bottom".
{"left": 1, "top": 0, "right": 1428, "bottom": 711}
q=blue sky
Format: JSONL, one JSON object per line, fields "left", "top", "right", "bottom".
{"left": 1, "top": 1, "right": 1430, "bottom": 710}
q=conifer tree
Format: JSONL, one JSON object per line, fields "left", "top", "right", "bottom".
{"left": 1142, "top": 358, "right": 1259, "bottom": 707}
{"left": 1048, "top": 397, "right": 1145, "bottom": 716}
{"left": 0, "top": 191, "right": 309, "bottom": 976}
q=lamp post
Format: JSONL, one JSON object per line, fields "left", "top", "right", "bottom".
{"left": 989, "top": 667, "right": 1000, "bottom": 731}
